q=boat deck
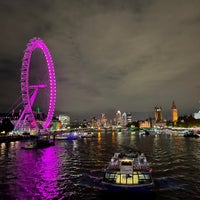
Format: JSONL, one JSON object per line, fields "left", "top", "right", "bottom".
{"left": 107, "top": 152, "right": 151, "bottom": 172}
{"left": 102, "top": 152, "right": 153, "bottom": 188}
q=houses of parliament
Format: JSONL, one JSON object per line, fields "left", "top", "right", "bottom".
{"left": 154, "top": 100, "right": 178, "bottom": 123}
{"left": 139, "top": 101, "right": 178, "bottom": 129}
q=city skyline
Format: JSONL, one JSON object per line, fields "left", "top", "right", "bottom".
{"left": 0, "top": 0, "right": 200, "bottom": 121}
{"left": 67, "top": 102, "right": 177, "bottom": 121}
{"left": 69, "top": 101, "right": 180, "bottom": 122}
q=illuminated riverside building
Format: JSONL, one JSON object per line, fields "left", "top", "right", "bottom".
{"left": 113, "top": 111, "right": 132, "bottom": 127}
{"left": 153, "top": 106, "right": 167, "bottom": 128}
{"left": 101, "top": 113, "right": 108, "bottom": 127}
{"left": 115, "top": 110, "right": 122, "bottom": 126}
{"left": 171, "top": 101, "right": 178, "bottom": 125}
{"left": 90, "top": 117, "right": 98, "bottom": 128}
{"left": 121, "top": 112, "right": 127, "bottom": 126}
{"left": 194, "top": 110, "right": 200, "bottom": 119}
{"left": 193, "top": 99, "right": 200, "bottom": 119}
{"left": 139, "top": 120, "right": 151, "bottom": 129}
{"left": 126, "top": 112, "right": 132, "bottom": 123}
{"left": 58, "top": 114, "right": 70, "bottom": 129}
{"left": 154, "top": 106, "right": 162, "bottom": 122}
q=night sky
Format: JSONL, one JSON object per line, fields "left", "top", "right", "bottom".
{"left": 0, "top": 0, "right": 200, "bottom": 121}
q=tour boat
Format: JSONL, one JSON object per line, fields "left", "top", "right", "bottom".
{"left": 100, "top": 151, "right": 155, "bottom": 192}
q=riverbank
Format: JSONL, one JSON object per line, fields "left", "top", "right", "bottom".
{"left": 0, "top": 135, "right": 24, "bottom": 143}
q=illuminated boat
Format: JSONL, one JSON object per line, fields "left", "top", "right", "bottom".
{"left": 55, "top": 131, "right": 81, "bottom": 140}
{"left": 100, "top": 151, "right": 154, "bottom": 192}
{"left": 81, "top": 131, "right": 95, "bottom": 138}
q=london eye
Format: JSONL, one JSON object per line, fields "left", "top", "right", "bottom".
{"left": 14, "top": 37, "right": 56, "bottom": 133}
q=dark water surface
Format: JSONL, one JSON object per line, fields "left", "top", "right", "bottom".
{"left": 0, "top": 131, "right": 199, "bottom": 200}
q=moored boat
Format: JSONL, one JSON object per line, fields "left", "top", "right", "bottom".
{"left": 22, "top": 134, "right": 55, "bottom": 149}
{"left": 54, "top": 131, "right": 81, "bottom": 140}
{"left": 183, "top": 131, "right": 200, "bottom": 138}
{"left": 100, "top": 151, "right": 154, "bottom": 192}
{"left": 81, "top": 131, "right": 95, "bottom": 138}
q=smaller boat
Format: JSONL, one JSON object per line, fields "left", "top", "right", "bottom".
{"left": 22, "top": 139, "right": 37, "bottom": 149}
{"left": 81, "top": 131, "right": 95, "bottom": 138}
{"left": 55, "top": 131, "right": 81, "bottom": 140}
{"left": 22, "top": 134, "right": 55, "bottom": 149}
{"left": 138, "top": 130, "right": 150, "bottom": 136}
{"left": 100, "top": 151, "right": 154, "bottom": 192}
{"left": 184, "top": 131, "right": 200, "bottom": 138}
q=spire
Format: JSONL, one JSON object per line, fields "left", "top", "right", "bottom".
{"left": 171, "top": 100, "right": 178, "bottom": 125}
{"left": 171, "top": 100, "right": 176, "bottom": 109}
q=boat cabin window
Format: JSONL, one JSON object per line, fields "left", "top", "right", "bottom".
{"left": 105, "top": 172, "right": 116, "bottom": 179}
{"left": 104, "top": 172, "right": 152, "bottom": 185}
{"left": 120, "top": 161, "right": 132, "bottom": 166}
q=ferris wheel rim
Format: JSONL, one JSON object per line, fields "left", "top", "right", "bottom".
{"left": 20, "top": 37, "right": 56, "bottom": 130}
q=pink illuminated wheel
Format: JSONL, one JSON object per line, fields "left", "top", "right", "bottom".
{"left": 15, "top": 37, "right": 56, "bottom": 131}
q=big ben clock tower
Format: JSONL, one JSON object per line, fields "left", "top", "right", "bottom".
{"left": 171, "top": 101, "right": 178, "bottom": 126}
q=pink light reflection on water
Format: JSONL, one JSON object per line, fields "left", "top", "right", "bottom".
{"left": 14, "top": 146, "right": 60, "bottom": 199}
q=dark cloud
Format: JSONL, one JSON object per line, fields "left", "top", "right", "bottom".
{"left": 0, "top": 0, "right": 200, "bottom": 120}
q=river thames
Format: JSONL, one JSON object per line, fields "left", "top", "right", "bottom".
{"left": 0, "top": 130, "right": 199, "bottom": 200}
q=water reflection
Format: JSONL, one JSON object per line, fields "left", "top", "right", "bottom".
{"left": 14, "top": 147, "right": 59, "bottom": 199}
{"left": 0, "top": 132, "right": 199, "bottom": 199}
